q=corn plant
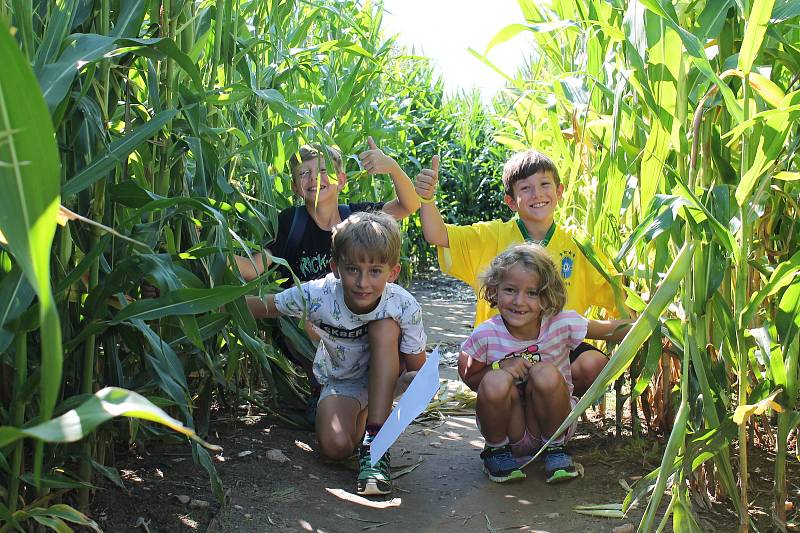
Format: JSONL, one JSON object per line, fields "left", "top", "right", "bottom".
{"left": 0, "top": 0, "right": 483, "bottom": 528}
{"left": 476, "top": 0, "right": 799, "bottom": 530}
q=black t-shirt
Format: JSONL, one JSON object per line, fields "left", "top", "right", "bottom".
{"left": 269, "top": 202, "right": 385, "bottom": 285}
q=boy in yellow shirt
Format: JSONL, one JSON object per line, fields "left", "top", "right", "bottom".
{"left": 415, "top": 150, "right": 617, "bottom": 395}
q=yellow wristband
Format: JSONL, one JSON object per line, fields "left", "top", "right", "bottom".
{"left": 417, "top": 194, "right": 435, "bottom": 204}
{"left": 491, "top": 360, "right": 501, "bottom": 370}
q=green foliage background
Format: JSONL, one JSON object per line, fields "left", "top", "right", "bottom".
{"left": 0, "top": 0, "right": 799, "bottom": 531}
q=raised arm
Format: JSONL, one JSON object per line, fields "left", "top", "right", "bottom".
{"left": 358, "top": 136, "right": 420, "bottom": 219}
{"left": 415, "top": 155, "right": 449, "bottom": 247}
{"left": 585, "top": 318, "right": 634, "bottom": 343}
{"left": 234, "top": 251, "right": 271, "bottom": 282}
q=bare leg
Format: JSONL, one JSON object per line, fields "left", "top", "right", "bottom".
{"left": 315, "top": 395, "right": 366, "bottom": 460}
{"left": 476, "top": 370, "right": 526, "bottom": 444}
{"left": 366, "top": 318, "right": 401, "bottom": 426}
{"left": 526, "top": 363, "right": 572, "bottom": 442}
{"left": 570, "top": 349, "right": 607, "bottom": 397}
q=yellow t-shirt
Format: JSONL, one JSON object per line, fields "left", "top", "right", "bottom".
{"left": 438, "top": 218, "right": 617, "bottom": 327}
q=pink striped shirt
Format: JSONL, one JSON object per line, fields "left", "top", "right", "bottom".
{"left": 461, "top": 311, "right": 589, "bottom": 396}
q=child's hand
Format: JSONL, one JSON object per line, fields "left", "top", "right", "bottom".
{"left": 414, "top": 155, "right": 439, "bottom": 201}
{"left": 497, "top": 356, "right": 532, "bottom": 382}
{"left": 358, "top": 137, "right": 397, "bottom": 175}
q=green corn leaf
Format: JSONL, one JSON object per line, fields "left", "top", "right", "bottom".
{"left": 110, "top": 278, "right": 261, "bottom": 324}
{"left": 33, "top": 0, "right": 79, "bottom": 69}
{"left": 741, "top": 249, "right": 800, "bottom": 327}
{"left": 738, "top": 0, "right": 776, "bottom": 74}
{"left": 27, "top": 504, "right": 101, "bottom": 532}
{"left": 735, "top": 90, "right": 800, "bottom": 206}
{"left": 0, "top": 386, "right": 220, "bottom": 451}
{"left": 61, "top": 109, "right": 178, "bottom": 198}
{"left": 777, "top": 280, "right": 800, "bottom": 347}
{"left": 30, "top": 515, "right": 72, "bottom": 533}
{"left": 0, "top": 20, "right": 64, "bottom": 485}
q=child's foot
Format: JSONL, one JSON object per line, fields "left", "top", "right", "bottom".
{"left": 544, "top": 445, "right": 579, "bottom": 483}
{"left": 357, "top": 445, "right": 392, "bottom": 496}
{"left": 480, "top": 445, "right": 526, "bottom": 483}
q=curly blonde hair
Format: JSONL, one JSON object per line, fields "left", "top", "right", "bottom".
{"left": 479, "top": 244, "right": 566, "bottom": 318}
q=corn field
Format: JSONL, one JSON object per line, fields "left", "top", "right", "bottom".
{"left": 0, "top": 0, "right": 798, "bottom": 531}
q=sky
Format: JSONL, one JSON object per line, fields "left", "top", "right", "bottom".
{"left": 380, "top": 0, "right": 533, "bottom": 98}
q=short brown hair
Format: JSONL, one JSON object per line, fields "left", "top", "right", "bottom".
{"left": 479, "top": 243, "right": 566, "bottom": 318}
{"left": 289, "top": 144, "right": 344, "bottom": 179}
{"left": 501, "top": 150, "right": 560, "bottom": 196}
{"left": 331, "top": 211, "right": 401, "bottom": 266}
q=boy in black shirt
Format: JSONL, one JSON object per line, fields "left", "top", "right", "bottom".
{"left": 234, "top": 140, "right": 420, "bottom": 422}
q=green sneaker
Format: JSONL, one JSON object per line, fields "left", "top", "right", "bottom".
{"left": 357, "top": 444, "right": 392, "bottom": 496}
{"left": 544, "top": 445, "right": 579, "bottom": 484}
{"left": 480, "top": 445, "right": 526, "bottom": 483}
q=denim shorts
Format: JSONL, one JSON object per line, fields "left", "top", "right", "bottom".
{"left": 318, "top": 374, "right": 371, "bottom": 409}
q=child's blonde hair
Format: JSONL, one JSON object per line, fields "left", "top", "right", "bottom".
{"left": 331, "top": 211, "right": 401, "bottom": 267}
{"left": 502, "top": 150, "right": 560, "bottom": 197}
{"left": 479, "top": 244, "right": 566, "bottom": 318}
{"left": 289, "top": 144, "right": 344, "bottom": 179}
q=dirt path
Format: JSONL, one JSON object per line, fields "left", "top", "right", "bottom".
{"left": 92, "top": 274, "right": 694, "bottom": 532}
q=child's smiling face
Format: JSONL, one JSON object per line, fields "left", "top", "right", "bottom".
{"left": 291, "top": 156, "right": 345, "bottom": 206}
{"left": 504, "top": 170, "right": 563, "bottom": 225}
{"left": 496, "top": 264, "right": 544, "bottom": 339}
{"left": 331, "top": 257, "right": 401, "bottom": 314}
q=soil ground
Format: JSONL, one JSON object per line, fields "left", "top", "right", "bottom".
{"left": 91, "top": 272, "right": 757, "bottom": 533}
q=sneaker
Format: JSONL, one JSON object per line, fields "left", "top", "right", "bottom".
{"left": 480, "top": 445, "right": 526, "bottom": 483}
{"left": 357, "top": 444, "right": 392, "bottom": 496}
{"left": 544, "top": 445, "right": 579, "bottom": 483}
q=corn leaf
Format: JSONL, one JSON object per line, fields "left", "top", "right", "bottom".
{"left": 0, "top": 387, "right": 220, "bottom": 451}
{"left": 738, "top": 0, "right": 776, "bottom": 74}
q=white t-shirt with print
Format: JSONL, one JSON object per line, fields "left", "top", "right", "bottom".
{"left": 273, "top": 273, "right": 427, "bottom": 384}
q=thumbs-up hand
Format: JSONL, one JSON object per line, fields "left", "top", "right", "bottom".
{"left": 358, "top": 136, "right": 396, "bottom": 175}
{"left": 415, "top": 155, "right": 440, "bottom": 202}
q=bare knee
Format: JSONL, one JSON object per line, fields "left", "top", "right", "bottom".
{"left": 572, "top": 351, "right": 607, "bottom": 381}
{"left": 368, "top": 318, "right": 400, "bottom": 345}
{"left": 317, "top": 430, "right": 357, "bottom": 460}
{"left": 528, "top": 363, "right": 567, "bottom": 396}
{"left": 478, "top": 370, "right": 515, "bottom": 404}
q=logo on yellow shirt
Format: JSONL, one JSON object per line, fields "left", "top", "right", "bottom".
{"left": 559, "top": 250, "right": 576, "bottom": 280}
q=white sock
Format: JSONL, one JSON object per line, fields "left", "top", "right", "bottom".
{"left": 485, "top": 437, "right": 510, "bottom": 449}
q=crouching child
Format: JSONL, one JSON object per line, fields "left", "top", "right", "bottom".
{"left": 461, "top": 244, "right": 630, "bottom": 484}
{"left": 247, "top": 211, "right": 427, "bottom": 496}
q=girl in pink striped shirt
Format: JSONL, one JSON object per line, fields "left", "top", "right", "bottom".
{"left": 461, "top": 244, "right": 630, "bottom": 484}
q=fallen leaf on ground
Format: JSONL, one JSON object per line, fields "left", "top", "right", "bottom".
{"left": 391, "top": 460, "right": 423, "bottom": 478}
{"left": 325, "top": 488, "right": 402, "bottom": 508}
{"left": 175, "top": 494, "right": 190, "bottom": 504}
{"left": 295, "top": 440, "right": 314, "bottom": 452}
{"left": 613, "top": 525, "right": 635, "bottom": 533}
{"left": 237, "top": 450, "right": 254, "bottom": 457}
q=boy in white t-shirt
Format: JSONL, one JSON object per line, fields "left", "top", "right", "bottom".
{"left": 247, "top": 211, "right": 427, "bottom": 496}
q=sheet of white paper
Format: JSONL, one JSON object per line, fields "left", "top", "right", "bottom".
{"left": 369, "top": 347, "right": 441, "bottom": 466}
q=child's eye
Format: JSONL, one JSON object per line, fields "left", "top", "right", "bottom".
{"left": 371, "top": 269, "right": 383, "bottom": 276}
{"left": 540, "top": 182, "right": 551, "bottom": 188}
{"left": 502, "top": 287, "right": 515, "bottom": 294}
{"left": 528, "top": 290, "right": 540, "bottom": 298}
